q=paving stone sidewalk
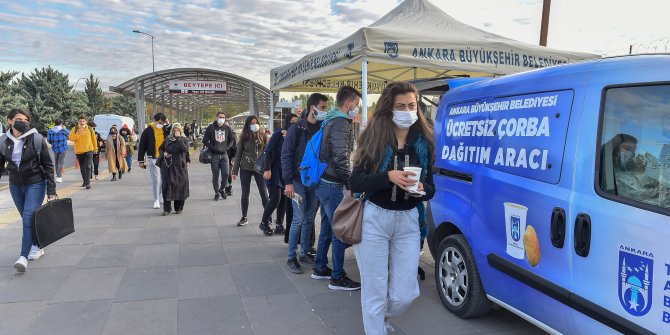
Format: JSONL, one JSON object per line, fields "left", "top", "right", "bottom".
{"left": 0, "top": 159, "right": 546, "bottom": 335}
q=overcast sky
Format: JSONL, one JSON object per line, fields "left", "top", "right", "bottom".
{"left": 1, "top": 0, "right": 669, "bottom": 91}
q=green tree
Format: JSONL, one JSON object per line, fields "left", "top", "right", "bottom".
{"left": 15, "top": 66, "right": 73, "bottom": 134}
{"left": 0, "top": 70, "right": 28, "bottom": 128}
{"left": 85, "top": 74, "right": 105, "bottom": 115}
{"left": 62, "top": 92, "right": 90, "bottom": 128}
{"left": 107, "top": 95, "right": 137, "bottom": 125}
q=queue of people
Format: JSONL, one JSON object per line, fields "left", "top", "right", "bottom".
{"left": 1, "top": 81, "right": 433, "bottom": 334}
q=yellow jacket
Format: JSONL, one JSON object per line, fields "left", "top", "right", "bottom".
{"left": 68, "top": 126, "right": 98, "bottom": 154}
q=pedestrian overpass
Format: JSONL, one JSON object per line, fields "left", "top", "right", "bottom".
{"left": 109, "top": 68, "right": 271, "bottom": 131}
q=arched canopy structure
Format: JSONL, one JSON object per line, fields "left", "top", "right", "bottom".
{"left": 110, "top": 68, "right": 271, "bottom": 131}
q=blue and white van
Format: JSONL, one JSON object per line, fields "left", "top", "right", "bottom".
{"left": 428, "top": 55, "right": 670, "bottom": 335}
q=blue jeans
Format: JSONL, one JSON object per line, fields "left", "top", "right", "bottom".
{"left": 315, "top": 180, "right": 347, "bottom": 280}
{"left": 10, "top": 181, "right": 46, "bottom": 257}
{"left": 125, "top": 152, "right": 132, "bottom": 169}
{"left": 287, "top": 181, "right": 318, "bottom": 259}
{"left": 353, "top": 202, "right": 420, "bottom": 334}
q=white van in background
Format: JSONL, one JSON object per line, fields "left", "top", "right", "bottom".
{"left": 93, "top": 114, "right": 136, "bottom": 140}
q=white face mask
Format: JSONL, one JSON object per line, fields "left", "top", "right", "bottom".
{"left": 155, "top": 123, "right": 164, "bottom": 129}
{"left": 250, "top": 124, "right": 259, "bottom": 132}
{"left": 348, "top": 106, "right": 360, "bottom": 118}
{"left": 392, "top": 111, "right": 419, "bottom": 129}
{"left": 217, "top": 118, "right": 225, "bottom": 125}
{"left": 314, "top": 108, "right": 326, "bottom": 121}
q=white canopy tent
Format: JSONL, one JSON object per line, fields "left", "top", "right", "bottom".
{"left": 270, "top": 0, "right": 599, "bottom": 128}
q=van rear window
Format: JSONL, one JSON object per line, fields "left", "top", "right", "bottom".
{"left": 599, "top": 85, "right": 670, "bottom": 212}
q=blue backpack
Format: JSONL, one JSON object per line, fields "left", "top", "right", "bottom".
{"left": 299, "top": 120, "right": 330, "bottom": 188}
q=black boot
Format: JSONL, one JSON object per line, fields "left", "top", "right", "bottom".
{"left": 259, "top": 221, "right": 273, "bottom": 236}
{"left": 219, "top": 189, "right": 227, "bottom": 200}
{"left": 274, "top": 223, "right": 285, "bottom": 235}
{"left": 111, "top": 174, "right": 117, "bottom": 181}
{"left": 225, "top": 186, "right": 233, "bottom": 197}
{"left": 119, "top": 171, "right": 123, "bottom": 180}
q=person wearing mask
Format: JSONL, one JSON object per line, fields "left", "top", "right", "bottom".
{"left": 282, "top": 93, "right": 328, "bottom": 274}
{"left": 88, "top": 121, "right": 104, "bottom": 181}
{"left": 313, "top": 86, "right": 362, "bottom": 291}
{"left": 158, "top": 123, "right": 191, "bottom": 216}
{"left": 259, "top": 113, "right": 298, "bottom": 236}
{"left": 46, "top": 118, "right": 70, "bottom": 183}
{"left": 119, "top": 126, "right": 134, "bottom": 172}
{"left": 138, "top": 113, "right": 168, "bottom": 209}
{"left": 224, "top": 120, "right": 236, "bottom": 197}
{"left": 203, "top": 112, "right": 236, "bottom": 201}
{"left": 232, "top": 115, "right": 269, "bottom": 226}
{"left": 106, "top": 126, "right": 127, "bottom": 181}
{"left": 349, "top": 82, "right": 435, "bottom": 333}
{"left": 0, "top": 109, "right": 57, "bottom": 272}
{"left": 69, "top": 116, "right": 98, "bottom": 189}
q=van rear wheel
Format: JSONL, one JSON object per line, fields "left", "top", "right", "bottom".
{"left": 435, "top": 234, "right": 491, "bottom": 317}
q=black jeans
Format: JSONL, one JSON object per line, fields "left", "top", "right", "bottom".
{"left": 210, "top": 153, "right": 230, "bottom": 193}
{"left": 239, "top": 170, "right": 268, "bottom": 217}
{"left": 262, "top": 184, "right": 286, "bottom": 224}
{"left": 92, "top": 153, "right": 100, "bottom": 176}
{"left": 76, "top": 151, "right": 93, "bottom": 185}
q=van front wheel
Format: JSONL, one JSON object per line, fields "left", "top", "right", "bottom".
{"left": 435, "top": 234, "right": 491, "bottom": 317}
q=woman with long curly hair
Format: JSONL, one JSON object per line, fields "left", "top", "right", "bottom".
{"left": 232, "top": 115, "right": 269, "bottom": 226}
{"left": 349, "top": 82, "right": 435, "bottom": 334}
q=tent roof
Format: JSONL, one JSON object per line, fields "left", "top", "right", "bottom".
{"left": 270, "top": 0, "right": 599, "bottom": 93}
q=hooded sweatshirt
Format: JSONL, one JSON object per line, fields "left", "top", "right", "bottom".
{"left": 1, "top": 128, "right": 57, "bottom": 195}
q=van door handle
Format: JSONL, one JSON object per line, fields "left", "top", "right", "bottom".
{"left": 550, "top": 207, "right": 566, "bottom": 248}
{"left": 574, "top": 213, "right": 592, "bottom": 257}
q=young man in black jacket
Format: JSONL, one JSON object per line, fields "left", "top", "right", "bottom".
{"left": 313, "top": 86, "right": 361, "bottom": 291}
{"left": 203, "top": 112, "right": 236, "bottom": 200}
{"left": 138, "top": 113, "right": 168, "bottom": 209}
{"left": 282, "top": 93, "right": 328, "bottom": 274}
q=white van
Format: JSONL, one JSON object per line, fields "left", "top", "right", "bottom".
{"left": 93, "top": 114, "right": 136, "bottom": 140}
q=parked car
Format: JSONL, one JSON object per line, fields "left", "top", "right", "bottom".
{"left": 429, "top": 55, "right": 669, "bottom": 335}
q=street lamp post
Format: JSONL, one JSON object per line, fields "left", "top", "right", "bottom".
{"left": 133, "top": 30, "right": 156, "bottom": 72}
{"left": 73, "top": 77, "right": 86, "bottom": 92}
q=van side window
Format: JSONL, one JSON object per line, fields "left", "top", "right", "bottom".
{"left": 599, "top": 85, "right": 670, "bottom": 211}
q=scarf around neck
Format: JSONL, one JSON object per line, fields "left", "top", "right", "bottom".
{"left": 377, "top": 133, "right": 429, "bottom": 239}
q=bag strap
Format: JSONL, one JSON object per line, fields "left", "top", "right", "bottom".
{"left": 0, "top": 134, "right": 6, "bottom": 157}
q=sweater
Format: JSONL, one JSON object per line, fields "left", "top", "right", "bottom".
{"left": 68, "top": 126, "right": 98, "bottom": 154}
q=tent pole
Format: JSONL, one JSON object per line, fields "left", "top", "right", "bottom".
{"left": 361, "top": 60, "right": 368, "bottom": 129}
{"left": 269, "top": 91, "right": 275, "bottom": 133}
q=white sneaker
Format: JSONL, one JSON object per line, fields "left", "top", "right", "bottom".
{"left": 14, "top": 256, "right": 27, "bottom": 272}
{"left": 56, "top": 177, "right": 63, "bottom": 183}
{"left": 153, "top": 200, "right": 161, "bottom": 209}
{"left": 28, "top": 245, "right": 44, "bottom": 260}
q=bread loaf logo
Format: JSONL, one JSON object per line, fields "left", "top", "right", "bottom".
{"left": 523, "top": 226, "right": 540, "bottom": 267}
{"left": 618, "top": 245, "right": 654, "bottom": 317}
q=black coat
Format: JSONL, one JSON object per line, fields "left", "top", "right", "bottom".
{"left": 0, "top": 131, "right": 56, "bottom": 195}
{"left": 137, "top": 125, "right": 167, "bottom": 162}
{"left": 159, "top": 137, "right": 190, "bottom": 201}
{"left": 263, "top": 130, "right": 284, "bottom": 187}
{"left": 320, "top": 117, "right": 353, "bottom": 185}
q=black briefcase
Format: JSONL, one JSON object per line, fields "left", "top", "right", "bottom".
{"left": 34, "top": 198, "right": 75, "bottom": 248}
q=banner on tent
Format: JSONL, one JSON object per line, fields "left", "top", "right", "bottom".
{"left": 299, "top": 79, "right": 388, "bottom": 92}
{"left": 271, "top": 40, "right": 360, "bottom": 89}
{"left": 408, "top": 47, "right": 569, "bottom": 69}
